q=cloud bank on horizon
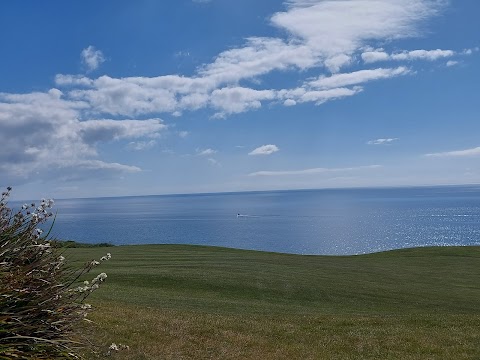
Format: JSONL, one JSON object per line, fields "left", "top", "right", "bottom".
{"left": 0, "top": 0, "right": 478, "bottom": 196}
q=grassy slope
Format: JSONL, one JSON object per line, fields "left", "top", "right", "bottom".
{"left": 67, "top": 245, "right": 480, "bottom": 359}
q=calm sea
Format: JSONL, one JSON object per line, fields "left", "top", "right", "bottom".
{"left": 22, "top": 186, "right": 480, "bottom": 255}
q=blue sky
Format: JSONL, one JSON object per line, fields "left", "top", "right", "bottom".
{"left": 1, "top": 0, "right": 479, "bottom": 200}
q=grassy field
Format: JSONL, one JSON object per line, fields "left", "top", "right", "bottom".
{"left": 66, "top": 245, "right": 480, "bottom": 359}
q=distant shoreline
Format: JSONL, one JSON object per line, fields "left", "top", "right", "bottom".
{"left": 10, "top": 183, "right": 480, "bottom": 202}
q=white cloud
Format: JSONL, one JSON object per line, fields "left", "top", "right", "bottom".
{"left": 324, "top": 54, "right": 353, "bottom": 73}
{"left": 308, "top": 67, "right": 410, "bottom": 89}
{"left": 81, "top": 46, "right": 105, "bottom": 72}
{"left": 425, "top": 146, "right": 480, "bottom": 158}
{"left": 49, "top": 0, "right": 454, "bottom": 119}
{"left": 367, "top": 138, "right": 398, "bottom": 145}
{"left": 72, "top": 160, "right": 141, "bottom": 172}
{"left": 446, "top": 60, "right": 459, "bottom": 67}
{"left": 0, "top": 89, "right": 166, "bottom": 180}
{"left": 360, "top": 50, "right": 391, "bottom": 63}
{"left": 199, "top": 38, "right": 318, "bottom": 84}
{"left": 279, "top": 86, "right": 362, "bottom": 105}
{"left": 1, "top": 0, "right": 468, "bottom": 185}
{"left": 67, "top": 75, "right": 178, "bottom": 116}
{"left": 210, "top": 87, "right": 276, "bottom": 117}
{"left": 55, "top": 74, "right": 93, "bottom": 87}
{"left": 272, "top": 0, "right": 442, "bottom": 55}
{"left": 283, "top": 99, "right": 297, "bottom": 106}
{"left": 78, "top": 118, "right": 166, "bottom": 143}
{"left": 392, "top": 49, "right": 455, "bottom": 61}
{"left": 197, "top": 148, "right": 217, "bottom": 156}
{"left": 362, "top": 49, "right": 456, "bottom": 63}
{"left": 249, "top": 144, "right": 279, "bottom": 156}
{"left": 248, "top": 165, "right": 381, "bottom": 176}
{"left": 178, "top": 131, "right": 189, "bottom": 138}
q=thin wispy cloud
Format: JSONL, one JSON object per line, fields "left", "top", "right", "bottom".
{"left": 248, "top": 165, "right": 381, "bottom": 177}
{"left": 207, "top": 158, "right": 220, "bottom": 166}
{"left": 249, "top": 145, "right": 279, "bottom": 156}
{"left": 197, "top": 148, "right": 217, "bottom": 156}
{"left": 127, "top": 140, "right": 157, "bottom": 151}
{"left": 308, "top": 67, "right": 410, "bottom": 90}
{"left": 367, "top": 138, "right": 398, "bottom": 145}
{"left": 446, "top": 60, "right": 459, "bottom": 67}
{"left": 425, "top": 146, "right": 480, "bottom": 158}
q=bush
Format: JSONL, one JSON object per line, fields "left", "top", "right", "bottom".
{"left": 0, "top": 187, "right": 110, "bottom": 359}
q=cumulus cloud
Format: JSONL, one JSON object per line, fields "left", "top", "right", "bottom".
{"left": 81, "top": 46, "right": 105, "bottom": 72}
{"left": 283, "top": 99, "right": 297, "bottom": 106}
{"left": 367, "top": 138, "right": 398, "bottom": 145}
{"left": 49, "top": 0, "right": 458, "bottom": 119}
{"left": 78, "top": 118, "right": 165, "bottom": 143}
{"left": 211, "top": 87, "right": 276, "bottom": 117}
{"left": 248, "top": 165, "right": 381, "bottom": 176}
{"left": 425, "top": 146, "right": 480, "bottom": 158}
{"left": 0, "top": 89, "right": 166, "bottom": 180}
{"left": 249, "top": 144, "right": 280, "bottom": 156}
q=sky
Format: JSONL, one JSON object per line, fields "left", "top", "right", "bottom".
{"left": 1, "top": 0, "right": 479, "bottom": 200}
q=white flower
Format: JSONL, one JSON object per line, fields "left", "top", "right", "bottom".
{"left": 109, "top": 343, "right": 119, "bottom": 351}
{"left": 83, "top": 280, "right": 90, "bottom": 286}
{"left": 36, "top": 243, "right": 50, "bottom": 250}
{"left": 91, "top": 272, "right": 108, "bottom": 284}
{"left": 59, "top": 256, "right": 65, "bottom": 262}
{"left": 90, "top": 260, "right": 100, "bottom": 266}
{"left": 101, "top": 253, "right": 112, "bottom": 261}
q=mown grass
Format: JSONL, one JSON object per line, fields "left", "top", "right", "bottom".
{"left": 67, "top": 245, "right": 480, "bottom": 359}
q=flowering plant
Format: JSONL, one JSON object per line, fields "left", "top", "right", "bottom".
{"left": 0, "top": 187, "right": 110, "bottom": 359}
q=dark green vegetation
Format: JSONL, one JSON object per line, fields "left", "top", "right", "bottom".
{"left": 1, "top": 190, "right": 96, "bottom": 360}
{"left": 68, "top": 245, "right": 480, "bottom": 359}
{"left": 51, "top": 240, "right": 114, "bottom": 248}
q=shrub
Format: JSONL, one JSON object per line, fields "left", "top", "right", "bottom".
{"left": 0, "top": 187, "right": 110, "bottom": 359}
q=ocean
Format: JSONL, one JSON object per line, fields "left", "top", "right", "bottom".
{"left": 23, "top": 186, "right": 480, "bottom": 255}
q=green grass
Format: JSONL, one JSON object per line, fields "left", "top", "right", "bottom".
{"left": 67, "top": 245, "right": 480, "bottom": 359}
